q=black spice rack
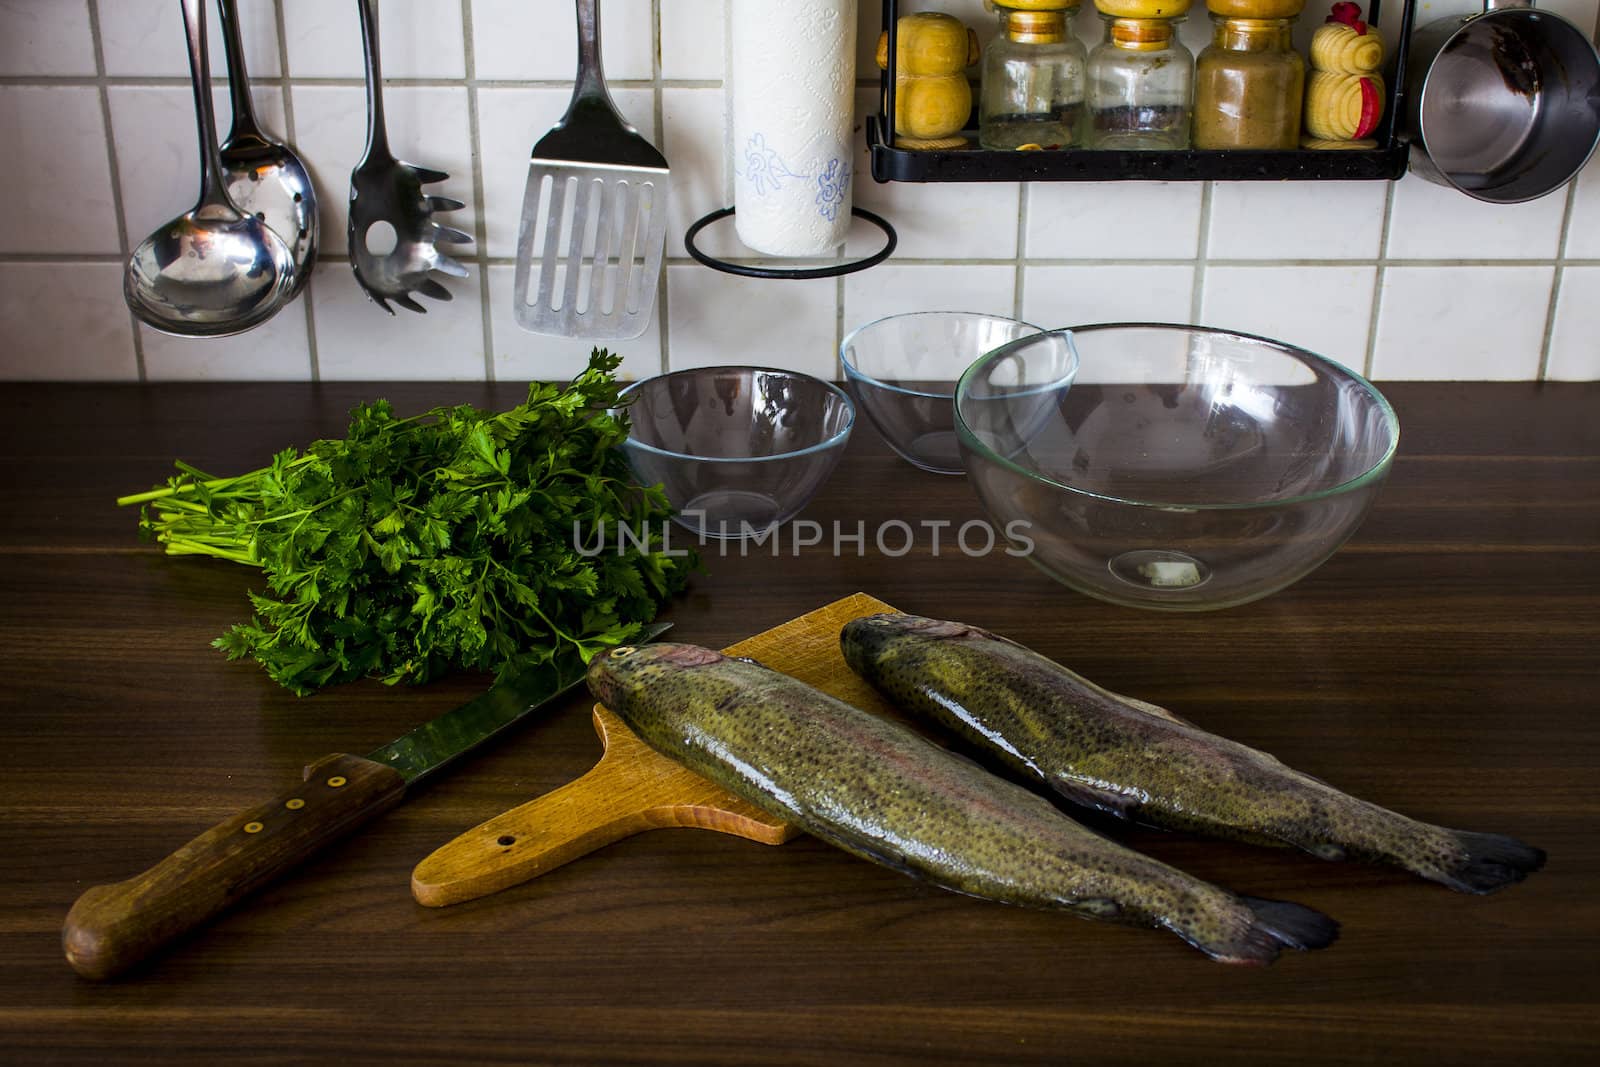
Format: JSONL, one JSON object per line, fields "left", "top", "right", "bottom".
{"left": 868, "top": 0, "right": 1415, "bottom": 183}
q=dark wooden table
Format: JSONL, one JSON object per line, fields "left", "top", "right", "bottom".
{"left": 2, "top": 381, "right": 1596, "bottom": 1064}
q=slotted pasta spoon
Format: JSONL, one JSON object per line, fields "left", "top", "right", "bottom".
{"left": 348, "top": 0, "right": 472, "bottom": 314}
{"left": 513, "top": 0, "right": 669, "bottom": 339}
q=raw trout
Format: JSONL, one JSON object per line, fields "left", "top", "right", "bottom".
{"left": 840, "top": 614, "right": 1545, "bottom": 894}
{"left": 587, "top": 641, "right": 1338, "bottom": 964}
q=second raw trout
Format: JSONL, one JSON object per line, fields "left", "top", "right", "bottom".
{"left": 840, "top": 614, "right": 1545, "bottom": 894}
{"left": 587, "top": 641, "right": 1337, "bottom": 964}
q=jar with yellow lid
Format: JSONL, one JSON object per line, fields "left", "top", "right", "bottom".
{"left": 1087, "top": 1, "right": 1194, "bottom": 149}
{"left": 1193, "top": 0, "right": 1305, "bottom": 149}
{"left": 979, "top": 2, "right": 1088, "bottom": 150}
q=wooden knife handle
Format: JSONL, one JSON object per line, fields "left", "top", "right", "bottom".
{"left": 63, "top": 753, "right": 406, "bottom": 981}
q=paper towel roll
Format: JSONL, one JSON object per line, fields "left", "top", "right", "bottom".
{"left": 731, "top": 0, "right": 857, "bottom": 257}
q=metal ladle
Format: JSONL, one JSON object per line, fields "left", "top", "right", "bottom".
{"left": 124, "top": 0, "right": 296, "bottom": 337}
{"left": 215, "top": 0, "right": 317, "bottom": 294}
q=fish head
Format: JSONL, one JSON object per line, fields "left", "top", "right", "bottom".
{"left": 586, "top": 641, "right": 727, "bottom": 711}
{"left": 841, "top": 613, "right": 989, "bottom": 672}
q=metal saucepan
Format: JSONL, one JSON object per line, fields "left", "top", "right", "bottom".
{"left": 1404, "top": 0, "right": 1600, "bottom": 203}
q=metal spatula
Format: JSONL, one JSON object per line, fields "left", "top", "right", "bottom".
{"left": 514, "top": 0, "right": 669, "bottom": 340}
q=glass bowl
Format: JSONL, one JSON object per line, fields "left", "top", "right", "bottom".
{"left": 955, "top": 324, "right": 1399, "bottom": 611}
{"left": 618, "top": 366, "right": 855, "bottom": 540}
{"left": 840, "top": 311, "right": 1044, "bottom": 475}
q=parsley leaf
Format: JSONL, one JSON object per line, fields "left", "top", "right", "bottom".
{"left": 121, "top": 348, "right": 695, "bottom": 696}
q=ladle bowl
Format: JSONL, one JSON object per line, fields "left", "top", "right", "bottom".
{"left": 215, "top": 0, "right": 317, "bottom": 294}
{"left": 124, "top": 0, "right": 295, "bottom": 337}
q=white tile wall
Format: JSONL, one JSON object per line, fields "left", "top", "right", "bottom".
{"left": 1023, "top": 264, "right": 1196, "bottom": 327}
{"left": 472, "top": 0, "right": 654, "bottom": 82}
{"left": 2, "top": 85, "right": 119, "bottom": 255}
{"left": 1372, "top": 266, "right": 1555, "bottom": 380}
{"left": 1200, "top": 265, "right": 1377, "bottom": 371}
{"left": 0, "top": 262, "right": 135, "bottom": 379}
{"left": 2, "top": 0, "right": 1597, "bottom": 384}
{"left": 99, "top": 0, "right": 281, "bottom": 78}
{"left": 1547, "top": 268, "right": 1600, "bottom": 382}
{"left": 1, "top": 0, "right": 97, "bottom": 77}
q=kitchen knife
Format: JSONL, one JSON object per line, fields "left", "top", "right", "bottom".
{"left": 61, "top": 623, "right": 668, "bottom": 981}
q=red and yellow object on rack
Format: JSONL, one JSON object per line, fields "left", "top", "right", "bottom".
{"left": 1303, "top": 2, "right": 1386, "bottom": 148}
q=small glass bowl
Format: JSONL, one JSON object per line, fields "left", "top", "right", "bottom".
{"left": 840, "top": 311, "right": 1044, "bottom": 474}
{"left": 618, "top": 366, "right": 855, "bottom": 539}
{"left": 955, "top": 324, "right": 1399, "bottom": 611}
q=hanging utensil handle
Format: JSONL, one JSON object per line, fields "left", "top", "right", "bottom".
{"left": 62, "top": 753, "right": 405, "bottom": 981}
{"left": 214, "top": 0, "right": 263, "bottom": 142}
{"left": 574, "top": 0, "right": 607, "bottom": 102}
{"left": 355, "top": 0, "right": 390, "bottom": 159}
{"left": 179, "top": 0, "right": 228, "bottom": 206}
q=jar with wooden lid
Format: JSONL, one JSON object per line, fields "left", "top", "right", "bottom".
{"left": 1087, "top": 5, "right": 1194, "bottom": 149}
{"left": 1193, "top": 0, "right": 1305, "bottom": 149}
{"left": 979, "top": 2, "right": 1088, "bottom": 150}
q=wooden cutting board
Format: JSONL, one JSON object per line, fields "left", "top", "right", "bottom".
{"left": 410, "top": 592, "right": 900, "bottom": 907}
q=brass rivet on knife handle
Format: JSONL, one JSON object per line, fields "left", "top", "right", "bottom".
{"left": 62, "top": 753, "right": 405, "bottom": 981}
{"left": 411, "top": 706, "right": 796, "bottom": 907}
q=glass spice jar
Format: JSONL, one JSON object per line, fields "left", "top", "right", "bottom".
{"left": 1087, "top": 16, "right": 1194, "bottom": 149}
{"left": 1193, "top": 12, "right": 1305, "bottom": 149}
{"left": 979, "top": 3, "right": 1088, "bottom": 150}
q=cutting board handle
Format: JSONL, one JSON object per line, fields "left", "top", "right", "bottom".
{"left": 411, "top": 707, "right": 796, "bottom": 907}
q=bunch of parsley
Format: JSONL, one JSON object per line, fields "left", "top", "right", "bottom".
{"left": 120, "top": 349, "right": 694, "bottom": 696}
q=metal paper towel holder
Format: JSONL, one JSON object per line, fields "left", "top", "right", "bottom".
{"left": 682, "top": 206, "right": 897, "bottom": 281}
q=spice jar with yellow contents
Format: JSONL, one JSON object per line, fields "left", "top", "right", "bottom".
{"left": 1087, "top": 0, "right": 1195, "bottom": 149}
{"left": 1193, "top": 0, "right": 1306, "bottom": 149}
{"left": 979, "top": 1, "right": 1088, "bottom": 150}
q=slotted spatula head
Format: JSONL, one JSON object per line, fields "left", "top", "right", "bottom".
{"left": 514, "top": 0, "right": 669, "bottom": 340}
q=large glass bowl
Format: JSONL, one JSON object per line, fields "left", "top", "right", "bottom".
{"left": 955, "top": 324, "right": 1400, "bottom": 611}
{"left": 618, "top": 366, "right": 855, "bottom": 540}
{"left": 840, "top": 311, "right": 1044, "bottom": 474}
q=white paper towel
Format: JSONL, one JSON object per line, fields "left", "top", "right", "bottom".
{"left": 730, "top": 0, "right": 857, "bottom": 257}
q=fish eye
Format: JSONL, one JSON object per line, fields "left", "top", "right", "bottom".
{"left": 611, "top": 646, "right": 636, "bottom": 659}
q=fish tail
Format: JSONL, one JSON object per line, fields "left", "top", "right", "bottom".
{"left": 1199, "top": 897, "right": 1341, "bottom": 965}
{"left": 1434, "top": 830, "right": 1546, "bottom": 894}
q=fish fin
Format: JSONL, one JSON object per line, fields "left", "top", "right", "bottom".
{"left": 1202, "top": 897, "right": 1340, "bottom": 964}
{"left": 808, "top": 826, "right": 924, "bottom": 882}
{"left": 1048, "top": 777, "right": 1139, "bottom": 822}
{"left": 1436, "top": 830, "right": 1546, "bottom": 894}
{"left": 1228, "top": 895, "right": 1344, "bottom": 959}
{"left": 1118, "top": 694, "right": 1201, "bottom": 729}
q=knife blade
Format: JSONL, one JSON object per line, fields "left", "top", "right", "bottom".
{"left": 61, "top": 623, "right": 669, "bottom": 981}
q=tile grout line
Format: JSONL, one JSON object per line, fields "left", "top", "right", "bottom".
{"left": 11, "top": 250, "right": 1597, "bottom": 269}
{"left": 655, "top": 0, "right": 671, "bottom": 377}
{"left": 1536, "top": 177, "right": 1580, "bottom": 381}
{"left": 0, "top": 75, "right": 706, "bottom": 89}
{"left": 1013, "top": 183, "right": 1028, "bottom": 322}
{"left": 274, "top": 0, "right": 319, "bottom": 381}
{"left": 86, "top": 0, "right": 145, "bottom": 382}
{"left": 1364, "top": 178, "right": 1397, "bottom": 380}
{"left": 1189, "top": 181, "right": 1213, "bottom": 325}
{"left": 460, "top": 0, "right": 495, "bottom": 382}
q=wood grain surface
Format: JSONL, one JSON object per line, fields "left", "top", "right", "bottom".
{"left": 1, "top": 381, "right": 1597, "bottom": 1064}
